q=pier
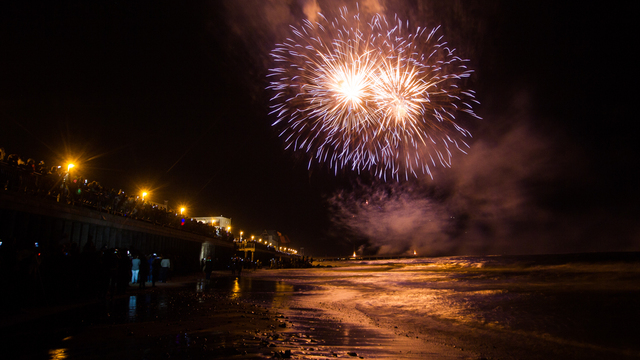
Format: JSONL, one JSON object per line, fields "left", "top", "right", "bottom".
{"left": 0, "top": 191, "right": 293, "bottom": 271}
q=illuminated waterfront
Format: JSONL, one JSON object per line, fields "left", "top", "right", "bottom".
{"left": 2, "top": 253, "right": 639, "bottom": 359}
{"left": 248, "top": 253, "right": 640, "bottom": 359}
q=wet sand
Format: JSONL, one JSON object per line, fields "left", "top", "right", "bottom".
{"left": 4, "top": 267, "right": 633, "bottom": 359}
{"left": 245, "top": 263, "right": 640, "bottom": 360}
{"left": 1, "top": 271, "right": 469, "bottom": 359}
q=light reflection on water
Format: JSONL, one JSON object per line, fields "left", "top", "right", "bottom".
{"left": 158, "top": 294, "right": 168, "bottom": 311}
{"left": 24, "top": 254, "right": 637, "bottom": 360}
{"left": 128, "top": 295, "right": 137, "bottom": 321}
{"left": 48, "top": 348, "right": 67, "bottom": 359}
{"left": 231, "top": 278, "right": 241, "bottom": 299}
{"left": 223, "top": 276, "right": 296, "bottom": 309}
{"left": 29, "top": 276, "right": 302, "bottom": 360}
{"left": 253, "top": 254, "right": 640, "bottom": 352}
{"left": 196, "top": 279, "right": 206, "bottom": 293}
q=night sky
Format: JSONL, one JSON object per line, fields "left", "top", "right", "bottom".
{"left": 2, "top": 1, "right": 637, "bottom": 257}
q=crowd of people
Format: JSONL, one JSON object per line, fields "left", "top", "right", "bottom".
{"left": 0, "top": 147, "right": 313, "bottom": 312}
{"left": 0, "top": 146, "right": 231, "bottom": 311}
{"left": 0, "top": 231, "right": 183, "bottom": 311}
{"left": 199, "top": 255, "right": 313, "bottom": 280}
{"left": 0, "top": 147, "right": 234, "bottom": 240}
{"left": 269, "top": 255, "right": 314, "bottom": 269}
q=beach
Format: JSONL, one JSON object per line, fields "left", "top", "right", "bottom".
{"left": 248, "top": 254, "right": 640, "bottom": 360}
{"left": 3, "top": 272, "right": 461, "bottom": 359}
{"left": 3, "top": 253, "right": 639, "bottom": 359}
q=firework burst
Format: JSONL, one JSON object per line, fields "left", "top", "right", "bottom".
{"left": 267, "top": 7, "right": 480, "bottom": 180}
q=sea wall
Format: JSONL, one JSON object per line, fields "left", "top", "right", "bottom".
{"left": 0, "top": 192, "right": 235, "bottom": 272}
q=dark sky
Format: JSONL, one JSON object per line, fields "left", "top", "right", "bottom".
{"left": 1, "top": 1, "right": 637, "bottom": 256}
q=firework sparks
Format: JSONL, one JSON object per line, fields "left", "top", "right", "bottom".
{"left": 267, "top": 8, "right": 480, "bottom": 180}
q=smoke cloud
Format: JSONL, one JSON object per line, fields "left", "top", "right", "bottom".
{"left": 301, "top": 0, "right": 322, "bottom": 23}
{"left": 329, "top": 97, "right": 640, "bottom": 256}
{"left": 220, "top": 0, "right": 388, "bottom": 56}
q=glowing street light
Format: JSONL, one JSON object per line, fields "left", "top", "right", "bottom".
{"left": 180, "top": 207, "right": 185, "bottom": 215}
{"left": 142, "top": 192, "right": 148, "bottom": 200}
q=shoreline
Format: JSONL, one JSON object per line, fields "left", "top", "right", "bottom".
{"left": 4, "top": 267, "right": 639, "bottom": 359}
{"left": 2, "top": 270, "right": 471, "bottom": 359}
{"left": 242, "top": 267, "right": 640, "bottom": 360}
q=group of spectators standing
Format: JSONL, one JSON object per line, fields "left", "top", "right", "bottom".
{"left": 199, "top": 255, "right": 313, "bottom": 280}
{"left": 0, "top": 147, "right": 235, "bottom": 241}
{"left": 131, "top": 253, "right": 172, "bottom": 288}
{"left": 0, "top": 232, "right": 178, "bottom": 311}
{"left": 269, "top": 255, "right": 314, "bottom": 269}
{"left": 201, "top": 256, "right": 259, "bottom": 279}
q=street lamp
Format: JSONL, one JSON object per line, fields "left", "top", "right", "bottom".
{"left": 142, "top": 192, "right": 148, "bottom": 201}
{"left": 67, "top": 164, "right": 75, "bottom": 181}
{"left": 180, "top": 207, "right": 185, "bottom": 215}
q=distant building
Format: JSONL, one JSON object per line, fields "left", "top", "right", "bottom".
{"left": 191, "top": 216, "right": 231, "bottom": 232}
{"left": 261, "top": 230, "right": 290, "bottom": 250}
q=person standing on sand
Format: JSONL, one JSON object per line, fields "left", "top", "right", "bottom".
{"left": 203, "top": 257, "right": 214, "bottom": 280}
{"left": 230, "top": 257, "right": 236, "bottom": 276}
{"left": 139, "top": 255, "right": 149, "bottom": 289}
{"left": 131, "top": 254, "right": 141, "bottom": 284}
{"left": 236, "top": 257, "right": 242, "bottom": 277}
{"left": 147, "top": 253, "right": 156, "bottom": 282}
{"left": 151, "top": 256, "right": 161, "bottom": 287}
{"left": 160, "top": 255, "right": 170, "bottom": 283}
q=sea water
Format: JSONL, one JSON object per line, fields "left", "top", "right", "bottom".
{"left": 251, "top": 252, "right": 640, "bottom": 359}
